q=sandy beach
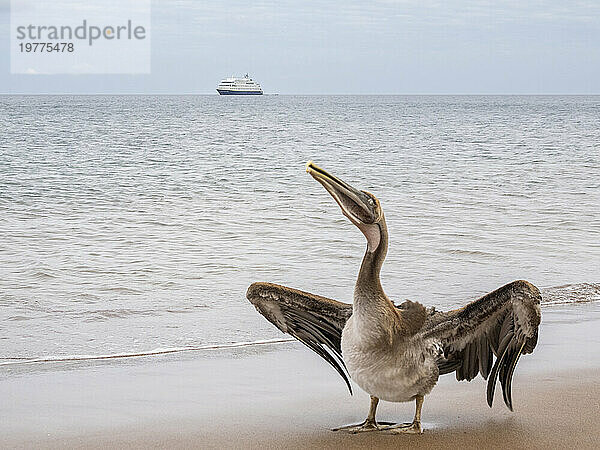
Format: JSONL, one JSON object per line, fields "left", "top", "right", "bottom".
{"left": 2, "top": 303, "right": 599, "bottom": 449}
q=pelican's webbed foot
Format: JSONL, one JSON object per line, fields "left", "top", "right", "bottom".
{"left": 332, "top": 396, "right": 394, "bottom": 433}
{"left": 382, "top": 394, "right": 425, "bottom": 434}
{"left": 382, "top": 421, "right": 423, "bottom": 434}
{"left": 331, "top": 419, "right": 394, "bottom": 434}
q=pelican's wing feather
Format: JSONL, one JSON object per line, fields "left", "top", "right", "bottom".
{"left": 421, "top": 280, "right": 541, "bottom": 410}
{"left": 246, "top": 282, "right": 353, "bottom": 393}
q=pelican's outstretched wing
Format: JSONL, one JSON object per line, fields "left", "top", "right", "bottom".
{"left": 246, "top": 282, "right": 353, "bottom": 393}
{"left": 421, "top": 280, "right": 541, "bottom": 410}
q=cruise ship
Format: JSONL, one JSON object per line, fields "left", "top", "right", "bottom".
{"left": 216, "top": 74, "right": 263, "bottom": 95}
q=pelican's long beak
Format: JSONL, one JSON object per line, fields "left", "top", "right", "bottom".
{"left": 306, "top": 161, "right": 377, "bottom": 226}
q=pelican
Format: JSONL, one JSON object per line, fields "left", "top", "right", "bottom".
{"left": 247, "top": 162, "right": 541, "bottom": 434}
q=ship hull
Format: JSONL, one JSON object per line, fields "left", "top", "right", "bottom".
{"left": 217, "top": 89, "right": 263, "bottom": 95}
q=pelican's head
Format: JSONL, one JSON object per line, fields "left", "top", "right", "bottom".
{"left": 306, "top": 161, "right": 385, "bottom": 253}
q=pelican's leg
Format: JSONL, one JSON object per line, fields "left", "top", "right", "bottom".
{"left": 383, "top": 394, "right": 424, "bottom": 435}
{"left": 331, "top": 396, "right": 393, "bottom": 433}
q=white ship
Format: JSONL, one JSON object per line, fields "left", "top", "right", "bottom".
{"left": 217, "top": 74, "right": 263, "bottom": 95}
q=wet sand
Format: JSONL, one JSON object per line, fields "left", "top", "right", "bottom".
{"left": 2, "top": 303, "right": 600, "bottom": 449}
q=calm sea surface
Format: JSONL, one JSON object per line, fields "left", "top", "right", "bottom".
{"left": 1, "top": 95, "right": 599, "bottom": 363}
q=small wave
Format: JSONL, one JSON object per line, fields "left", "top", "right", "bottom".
{"left": 81, "top": 308, "right": 158, "bottom": 321}
{"left": 30, "top": 270, "right": 59, "bottom": 279}
{"left": 7, "top": 315, "right": 30, "bottom": 321}
{"left": 99, "top": 286, "right": 143, "bottom": 294}
{"left": 141, "top": 220, "right": 179, "bottom": 227}
{"left": 0, "top": 338, "right": 295, "bottom": 367}
{"left": 541, "top": 282, "right": 600, "bottom": 305}
{"left": 441, "top": 249, "right": 500, "bottom": 259}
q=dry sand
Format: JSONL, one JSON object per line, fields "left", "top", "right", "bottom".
{"left": 2, "top": 303, "right": 599, "bottom": 449}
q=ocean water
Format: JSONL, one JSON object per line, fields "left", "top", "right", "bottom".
{"left": 1, "top": 95, "right": 599, "bottom": 364}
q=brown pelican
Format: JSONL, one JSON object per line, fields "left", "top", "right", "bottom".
{"left": 247, "top": 162, "right": 541, "bottom": 434}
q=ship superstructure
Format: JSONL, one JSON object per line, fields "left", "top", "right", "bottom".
{"left": 217, "top": 74, "right": 263, "bottom": 95}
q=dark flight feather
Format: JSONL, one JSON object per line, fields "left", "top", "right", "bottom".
{"left": 246, "top": 282, "right": 353, "bottom": 393}
{"left": 422, "top": 280, "right": 542, "bottom": 410}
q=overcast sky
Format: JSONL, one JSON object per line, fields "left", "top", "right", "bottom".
{"left": 1, "top": 0, "right": 599, "bottom": 94}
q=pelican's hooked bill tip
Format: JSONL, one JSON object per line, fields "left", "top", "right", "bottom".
{"left": 305, "top": 160, "right": 314, "bottom": 173}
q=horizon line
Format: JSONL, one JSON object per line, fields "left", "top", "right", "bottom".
{"left": 2, "top": 92, "right": 599, "bottom": 96}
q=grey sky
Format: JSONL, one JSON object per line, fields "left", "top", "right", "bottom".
{"left": 1, "top": 0, "right": 599, "bottom": 94}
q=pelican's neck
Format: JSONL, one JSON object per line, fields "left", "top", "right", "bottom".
{"left": 353, "top": 217, "right": 390, "bottom": 312}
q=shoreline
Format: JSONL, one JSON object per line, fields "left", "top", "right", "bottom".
{"left": 2, "top": 303, "right": 599, "bottom": 449}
